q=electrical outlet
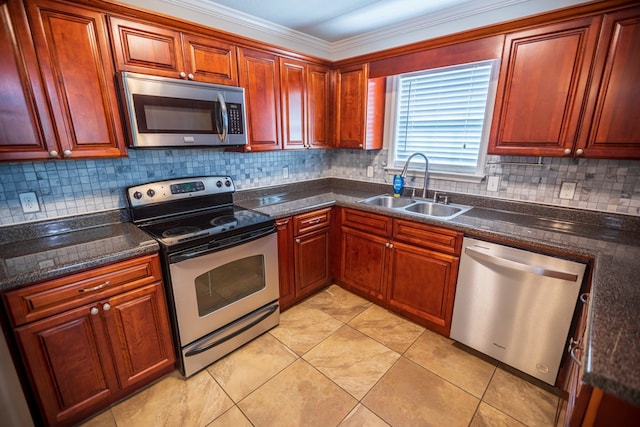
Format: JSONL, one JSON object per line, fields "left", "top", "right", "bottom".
{"left": 366, "top": 166, "right": 374, "bottom": 178}
{"left": 282, "top": 166, "right": 289, "bottom": 179}
{"left": 487, "top": 176, "right": 500, "bottom": 192}
{"left": 19, "top": 192, "right": 40, "bottom": 213}
{"left": 559, "top": 182, "right": 577, "bottom": 199}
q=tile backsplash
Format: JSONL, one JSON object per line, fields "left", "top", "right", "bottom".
{"left": 1, "top": 148, "right": 639, "bottom": 226}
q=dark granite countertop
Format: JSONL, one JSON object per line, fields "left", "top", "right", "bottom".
{"left": 236, "top": 178, "right": 640, "bottom": 407}
{"left": 0, "top": 210, "right": 159, "bottom": 291}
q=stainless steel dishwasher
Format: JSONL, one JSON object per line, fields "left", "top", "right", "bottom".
{"left": 450, "top": 237, "right": 586, "bottom": 385}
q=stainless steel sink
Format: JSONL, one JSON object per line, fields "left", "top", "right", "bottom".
{"left": 358, "top": 194, "right": 415, "bottom": 208}
{"left": 358, "top": 194, "right": 472, "bottom": 220}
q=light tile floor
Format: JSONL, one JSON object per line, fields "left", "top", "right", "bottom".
{"left": 81, "top": 285, "right": 561, "bottom": 427}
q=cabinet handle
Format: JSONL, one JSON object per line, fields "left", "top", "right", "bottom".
{"left": 575, "top": 148, "right": 584, "bottom": 156}
{"left": 295, "top": 238, "right": 301, "bottom": 244}
{"left": 306, "top": 218, "right": 322, "bottom": 225}
{"left": 78, "top": 280, "right": 110, "bottom": 293}
{"left": 564, "top": 148, "right": 571, "bottom": 155}
{"left": 49, "top": 150, "right": 58, "bottom": 157}
{"left": 187, "top": 73, "right": 194, "bottom": 80}
{"left": 179, "top": 71, "right": 186, "bottom": 78}
{"left": 570, "top": 345, "right": 583, "bottom": 366}
{"left": 90, "top": 307, "right": 99, "bottom": 315}
{"left": 580, "top": 293, "right": 589, "bottom": 304}
{"left": 103, "top": 303, "right": 111, "bottom": 311}
{"left": 63, "top": 149, "right": 72, "bottom": 157}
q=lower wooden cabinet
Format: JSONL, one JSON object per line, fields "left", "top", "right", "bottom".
{"left": 276, "top": 208, "right": 332, "bottom": 310}
{"left": 3, "top": 254, "right": 175, "bottom": 427}
{"left": 337, "top": 207, "right": 462, "bottom": 335}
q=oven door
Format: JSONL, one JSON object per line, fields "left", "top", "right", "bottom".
{"left": 168, "top": 232, "right": 279, "bottom": 346}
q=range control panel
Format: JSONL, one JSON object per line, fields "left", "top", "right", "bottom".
{"left": 127, "top": 176, "right": 235, "bottom": 207}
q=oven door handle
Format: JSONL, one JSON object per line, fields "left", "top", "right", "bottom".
{"left": 184, "top": 303, "right": 279, "bottom": 357}
{"left": 169, "top": 226, "right": 275, "bottom": 263}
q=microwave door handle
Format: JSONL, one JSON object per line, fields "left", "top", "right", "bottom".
{"left": 217, "top": 92, "right": 228, "bottom": 142}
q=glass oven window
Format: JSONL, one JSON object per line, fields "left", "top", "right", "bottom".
{"left": 194, "top": 255, "right": 266, "bottom": 317}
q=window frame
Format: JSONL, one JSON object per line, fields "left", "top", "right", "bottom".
{"left": 384, "top": 59, "right": 500, "bottom": 183}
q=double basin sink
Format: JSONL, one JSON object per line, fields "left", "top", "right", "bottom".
{"left": 358, "top": 194, "right": 472, "bottom": 220}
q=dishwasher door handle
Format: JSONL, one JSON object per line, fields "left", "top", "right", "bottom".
{"left": 465, "top": 246, "right": 580, "bottom": 282}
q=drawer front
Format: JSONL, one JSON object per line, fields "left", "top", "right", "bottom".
{"left": 341, "top": 208, "right": 392, "bottom": 237}
{"left": 4, "top": 254, "right": 162, "bottom": 326}
{"left": 393, "top": 219, "right": 462, "bottom": 255}
{"left": 294, "top": 208, "right": 332, "bottom": 235}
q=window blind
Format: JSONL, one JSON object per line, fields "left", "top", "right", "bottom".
{"left": 394, "top": 60, "right": 496, "bottom": 174}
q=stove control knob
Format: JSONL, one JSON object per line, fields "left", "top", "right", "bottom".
{"left": 216, "top": 180, "right": 222, "bottom": 188}
{"left": 133, "top": 191, "right": 143, "bottom": 200}
{"left": 147, "top": 189, "right": 155, "bottom": 197}
{"left": 225, "top": 180, "right": 231, "bottom": 187}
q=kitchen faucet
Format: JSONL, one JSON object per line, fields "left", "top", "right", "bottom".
{"left": 400, "top": 153, "right": 429, "bottom": 198}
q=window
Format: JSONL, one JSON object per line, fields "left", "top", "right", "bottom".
{"left": 387, "top": 59, "right": 499, "bottom": 180}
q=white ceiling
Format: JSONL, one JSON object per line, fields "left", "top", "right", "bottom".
{"left": 119, "top": 0, "right": 591, "bottom": 60}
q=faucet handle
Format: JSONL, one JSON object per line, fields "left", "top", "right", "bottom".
{"left": 434, "top": 192, "right": 449, "bottom": 204}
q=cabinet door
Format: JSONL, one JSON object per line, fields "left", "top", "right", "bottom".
{"left": 276, "top": 218, "right": 296, "bottom": 311}
{"left": 110, "top": 16, "right": 184, "bottom": 79}
{"left": 182, "top": 32, "right": 238, "bottom": 85}
{"left": 26, "top": 0, "right": 126, "bottom": 158}
{"left": 387, "top": 241, "right": 459, "bottom": 336}
{"left": 339, "top": 226, "right": 388, "bottom": 303}
{"left": 280, "top": 58, "right": 307, "bottom": 149}
{"left": 294, "top": 228, "right": 330, "bottom": 298}
{"left": 15, "top": 304, "right": 118, "bottom": 426}
{"left": 335, "top": 64, "right": 365, "bottom": 149}
{"left": 488, "top": 16, "right": 601, "bottom": 157}
{"left": 102, "top": 282, "right": 175, "bottom": 393}
{"left": 0, "top": 0, "right": 57, "bottom": 161}
{"left": 307, "top": 64, "right": 332, "bottom": 148}
{"left": 238, "top": 47, "right": 281, "bottom": 151}
{"left": 576, "top": 6, "right": 640, "bottom": 159}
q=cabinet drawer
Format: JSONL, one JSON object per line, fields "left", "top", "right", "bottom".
{"left": 393, "top": 219, "right": 462, "bottom": 255}
{"left": 294, "top": 208, "right": 332, "bottom": 235}
{"left": 341, "top": 208, "right": 392, "bottom": 237}
{"left": 4, "top": 254, "right": 163, "bottom": 326}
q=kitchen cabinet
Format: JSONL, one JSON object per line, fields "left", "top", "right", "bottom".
{"left": 575, "top": 5, "right": 640, "bottom": 159}
{"left": 307, "top": 64, "right": 332, "bottom": 148}
{"left": 488, "top": 16, "right": 601, "bottom": 157}
{"left": 276, "top": 208, "right": 333, "bottom": 310}
{"left": 334, "top": 64, "right": 386, "bottom": 149}
{"left": 1, "top": 0, "right": 127, "bottom": 161}
{"left": 3, "top": 254, "right": 175, "bottom": 427}
{"left": 559, "top": 292, "right": 640, "bottom": 426}
{"left": 237, "top": 47, "right": 282, "bottom": 151}
{"left": 109, "top": 16, "right": 238, "bottom": 85}
{"left": 338, "top": 208, "right": 462, "bottom": 335}
{"left": 0, "top": 0, "right": 57, "bottom": 161}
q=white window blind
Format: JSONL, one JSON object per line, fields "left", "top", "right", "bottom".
{"left": 392, "top": 59, "right": 498, "bottom": 176}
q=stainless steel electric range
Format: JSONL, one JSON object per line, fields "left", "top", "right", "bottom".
{"left": 127, "top": 176, "right": 279, "bottom": 377}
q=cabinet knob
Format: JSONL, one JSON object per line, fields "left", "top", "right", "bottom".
{"left": 358, "top": 144, "right": 363, "bottom": 148}
{"left": 295, "top": 238, "right": 301, "bottom": 244}
{"left": 90, "top": 307, "right": 99, "bottom": 316}
{"left": 564, "top": 148, "right": 571, "bottom": 155}
{"left": 103, "top": 303, "right": 111, "bottom": 311}
{"left": 49, "top": 150, "right": 58, "bottom": 157}
{"left": 187, "top": 73, "right": 194, "bottom": 80}
{"left": 63, "top": 149, "right": 72, "bottom": 157}
{"left": 179, "top": 71, "right": 186, "bottom": 78}
{"left": 575, "top": 148, "right": 584, "bottom": 156}
{"left": 246, "top": 146, "right": 252, "bottom": 152}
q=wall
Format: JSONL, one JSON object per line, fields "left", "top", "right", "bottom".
{"left": 1, "top": 149, "right": 639, "bottom": 226}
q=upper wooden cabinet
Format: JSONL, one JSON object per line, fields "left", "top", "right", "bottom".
{"left": 575, "top": 5, "right": 640, "bottom": 159}
{"left": 109, "top": 16, "right": 238, "bottom": 85}
{"left": 1, "top": 0, "right": 126, "bottom": 161}
{"left": 334, "top": 64, "right": 386, "bottom": 149}
{"left": 488, "top": 16, "right": 602, "bottom": 157}
{"left": 307, "top": 64, "right": 332, "bottom": 148}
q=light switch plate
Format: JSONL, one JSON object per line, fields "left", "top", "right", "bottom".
{"left": 559, "top": 182, "right": 576, "bottom": 199}
{"left": 282, "top": 166, "right": 289, "bottom": 179}
{"left": 487, "top": 176, "right": 500, "bottom": 192}
{"left": 366, "top": 166, "right": 374, "bottom": 177}
{"left": 19, "top": 192, "right": 40, "bottom": 213}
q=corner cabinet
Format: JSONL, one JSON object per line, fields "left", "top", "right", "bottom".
{"left": 1, "top": 0, "right": 127, "bottom": 161}
{"left": 338, "top": 208, "right": 462, "bottom": 335}
{"left": 334, "top": 64, "right": 386, "bottom": 149}
{"left": 488, "top": 16, "right": 602, "bottom": 157}
{"left": 109, "top": 16, "right": 238, "bottom": 85}
{"left": 3, "top": 254, "right": 175, "bottom": 427}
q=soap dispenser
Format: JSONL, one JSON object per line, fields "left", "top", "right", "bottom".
{"left": 392, "top": 174, "right": 404, "bottom": 197}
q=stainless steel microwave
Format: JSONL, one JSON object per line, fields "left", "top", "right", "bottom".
{"left": 118, "top": 72, "right": 247, "bottom": 148}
